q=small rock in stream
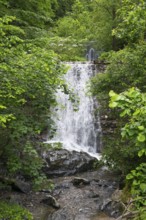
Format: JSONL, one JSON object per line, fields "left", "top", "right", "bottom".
{"left": 41, "top": 195, "right": 60, "bottom": 209}
{"left": 72, "top": 177, "right": 90, "bottom": 187}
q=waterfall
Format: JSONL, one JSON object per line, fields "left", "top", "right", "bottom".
{"left": 47, "top": 62, "right": 101, "bottom": 158}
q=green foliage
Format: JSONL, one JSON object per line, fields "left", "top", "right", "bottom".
{"left": 0, "top": 201, "right": 33, "bottom": 220}
{"left": 113, "top": 0, "right": 146, "bottom": 43}
{"left": 0, "top": 16, "right": 66, "bottom": 186}
{"left": 101, "top": 88, "right": 146, "bottom": 174}
{"left": 89, "top": 1, "right": 146, "bottom": 218}
{"left": 90, "top": 41, "right": 146, "bottom": 173}
{"left": 90, "top": 0, "right": 122, "bottom": 50}
{"left": 44, "top": 142, "right": 63, "bottom": 150}
{"left": 41, "top": 36, "right": 87, "bottom": 61}
{"left": 127, "top": 163, "right": 146, "bottom": 206}
{"left": 54, "top": 0, "right": 122, "bottom": 59}
{"left": 109, "top": 88, "right": 146, "bottom": 154}
{"left": 91, "top": 42, "right": 146, "bottom": 97}
{"left": 109, "top": 87, "right": 146, "bottom": 218}
{"left": 0, "top": 0, "right": 58, "bottom": 40}
{"left": 53, "top": 0, "right": 76, "bottom": 19}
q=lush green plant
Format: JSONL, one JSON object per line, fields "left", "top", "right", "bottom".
{"left": 0, "top": 0, "right": 58, "bottom": 39}
{"left": 53, "top": 0, "right": 76, "bottom": 19}
{"left": 109, "top": 87, "right": 146, "bottom": 218}
{"left": 0, "top": 16, "right": 66, "bottom": 186}
{"left": 0, "top": 201, "right": 33, "bottom": 220}
{"left": 109, "top": 88, "right": 146, "bottom": 155}
{"left": 113, "top": 0, "right": 146, "bottom": 44}
{"left": 90, "top": 42, "right": 146, "bottom": 98}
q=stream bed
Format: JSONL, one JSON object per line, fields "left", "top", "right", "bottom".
{"left": 45, "top": 167, "right": 122, "bottom": 220}
{"left": 0, "top": 167, "right": 123, "bottom": 220}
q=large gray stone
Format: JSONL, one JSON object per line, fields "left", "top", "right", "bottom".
{"left": 43, "top": 149, "right": 98, "bottom": 177}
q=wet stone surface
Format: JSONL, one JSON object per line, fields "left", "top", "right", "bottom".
{"left": 42, "top": 149, "right": 97, "bottom": 177}
{"left": 46, "top": 168, "right": 122, "bottom": 220}
{"left": 0, "top": 168, "right": 122, "bottom": 220}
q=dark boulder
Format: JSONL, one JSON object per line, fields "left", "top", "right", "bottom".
{"left": 71, "top": 177, "right": 90, "bottom": 187}
{"left": 12, "top": 179, "right": 32, "bottom": 194}
{"left": 43, "top": 149, "right": 98, "bottom": 177}
{"left": 41, "top": 195, "right": 60, "bottom": 209}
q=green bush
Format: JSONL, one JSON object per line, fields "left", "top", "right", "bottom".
{"left": 0, "top": 201, "right": 33, "bottom": 220}
{"left": 109, "top": 88, "right": 146, "bottom": 219}
{"left": 0, "top": 16, "right": 66, "bottom": 187}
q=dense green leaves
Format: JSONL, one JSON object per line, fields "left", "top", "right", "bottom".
{"left": 109, "top": 88, "right": 146, "bottom": 218}
{"left": 0, "top": 201, "right": 33, "bottom": 220}
{"left": 53, "top": 0, "right": 76, "bottom": 19}
{"left": 0, "top": 16, "right": 66, "bottom": 186}
{"left": 54, "top": 0, "right": 122, "bottom": 59}
{"left": 113, "top": 0, "right": 146, "bottom": 43}
{"left": 109, "top": 88, "right": 146, "bottom": 150}
{"left": 0, "top": 0, "right": 58, "bottom": 40}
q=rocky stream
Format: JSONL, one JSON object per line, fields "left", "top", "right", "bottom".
{"left": 0, "top": 149, "right": 124, "bottom": 220}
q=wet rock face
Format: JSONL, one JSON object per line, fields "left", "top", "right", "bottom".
{"left": 43, "top": 149, "right": 97, "bottom": 177}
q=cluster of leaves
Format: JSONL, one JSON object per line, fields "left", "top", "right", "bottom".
{"left": 0, "top": 0, "right": 61, "bottom": 39}
{"left": 113, "top": 0, "right": 146, "bottom": 43}
{"left": 0, "top": 201, "right": 33, "bottom": 220}
{"left": 53, "top": 0, "right": 76, "bottom": 19}
{"left": 109, "top": 88, "right": 146, "bottom": 219}
{"left": 0, "top": 16, "right": 66, "bottom": 186}
{"left": 90, "top": 42, "right": 146, "bottom": 97}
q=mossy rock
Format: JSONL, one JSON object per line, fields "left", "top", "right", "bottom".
{"left": 43, "top": 142, "right": 63, "bottom": 150}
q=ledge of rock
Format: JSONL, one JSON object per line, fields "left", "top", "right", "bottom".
{"left": 42, "top": 149, "right": 98, "bottom": 177}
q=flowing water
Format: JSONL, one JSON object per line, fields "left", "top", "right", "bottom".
{"left": 47, "top": 62, "right": 101, "bottom": 158}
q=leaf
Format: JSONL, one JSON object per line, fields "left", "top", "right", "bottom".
{"left": 140, "top": 183, "right": 146, "bottom": 192}
{"left": 138, "top": 126, "right": 144, "bottom": 131}
{"left": 109, "top": 101, "right": 118, "bottom": 108}
{"left": 109, "top": 90, "right": 116, "bottom": 97}
{"left": 0, "top": 105, "right": 6, "bottom": 109}
{"left": 138, "top": 149, "right": 146, "bottom": 157}
{"left": 133, "top": 180, "right": 139, "bottom": 186}
{"left": 126, "top": 173, "right": 133, "bottom": 180}
{"left": 137, "top": 133, "right": 146, "bottom": 142}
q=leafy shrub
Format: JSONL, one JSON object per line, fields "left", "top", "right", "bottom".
{"left": 0, "top": 201, "right": 33, "bottom": 220}
{"left": 0, "top": 16, "right": 66, "bottom": 187}
{"left": 109, "top": 87, "right": 146, "bottom": 219}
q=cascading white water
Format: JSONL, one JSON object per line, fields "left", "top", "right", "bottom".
{"left": 48, "top": 62, "right": 101, "bottom": 158}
